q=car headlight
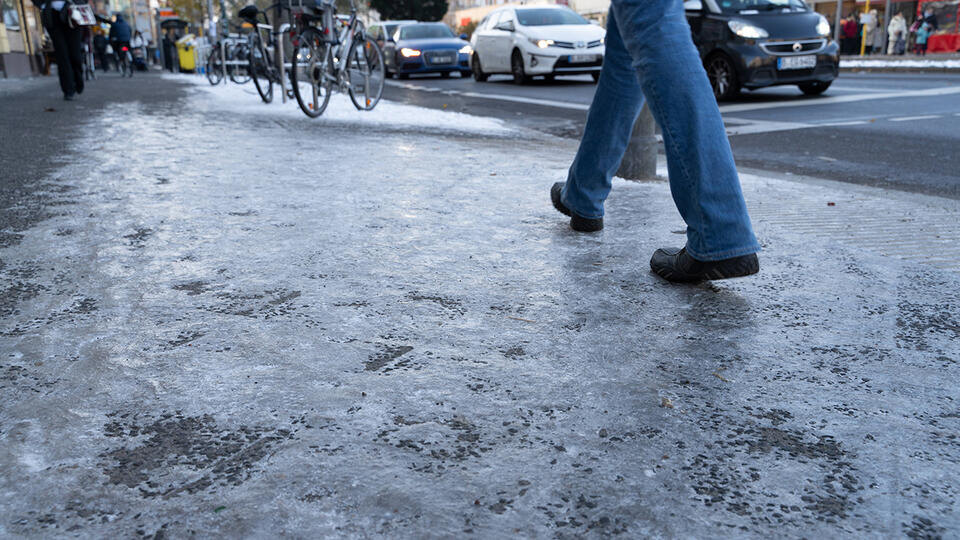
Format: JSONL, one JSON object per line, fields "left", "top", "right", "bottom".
{"left": 459, "top": 44, "right": 472, "bottom": 54}
{"left": 528, "top": 38, "right": 554, "bottom": 49}
{"left": 728, "top": 19, "right": 768, "bottom": 39}
{"left": 400, "top": 48, "right": 421, "bottom": 58}
{"left": 816, "top": 14, "right": 830, "bottom": 37}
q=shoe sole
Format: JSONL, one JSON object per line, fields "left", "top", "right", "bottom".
{"left": 651, "top": 255, "right": 759, "bottom": 283}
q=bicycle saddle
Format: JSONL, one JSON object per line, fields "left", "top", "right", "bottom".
{"left": 238, "top": 5, "right": 259, "bottom": 22}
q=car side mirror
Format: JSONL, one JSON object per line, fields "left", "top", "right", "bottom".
{"left": 496, "top": 21, "right": 515, "bottom": 32}
{"left": 460, "top": 33, "right": 468, "bottom": 40}
{"left": 684, "top": 0, "right": 703, "bottom": 11}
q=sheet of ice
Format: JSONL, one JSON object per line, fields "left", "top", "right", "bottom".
{"left": 841, "top": 58, "right": 960, "bottom": 69}
{"left": 164, "top": 73, "right": 515, "bottom": 136}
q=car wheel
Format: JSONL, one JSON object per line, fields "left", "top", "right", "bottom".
{"left": 799, "top": 81, "right": 831, "bottom": 95}
{"left": 472, "top": 54, "right": 488, "bottom": 82}
{"left": 398, "top": 72, "right": 409, "bottom": 80}
{"left": 441, "top": 71, "right": 451, "bottom": 78}
{"left": 511, "top": 50, "right": 529, "bottom": 85}
{"left": 706, "top": 54, "right": 740, "bottom": 101}
{"left": 460, "top": 70, "right": 472, "bottom": 78}
{"left": 544, "top": 74, "right": 555, "bottom": 83}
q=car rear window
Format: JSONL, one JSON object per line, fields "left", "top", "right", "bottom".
{"left": 398, "top": 24, "right": 455, "bottom": 40}
{"left": 516, "top": 8, "right": 589, "bottom": 26}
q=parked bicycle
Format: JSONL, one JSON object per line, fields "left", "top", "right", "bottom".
{"left": 289, "top": 0, "right": 384, "bottom": 117}
{"left": 238, "top": 4, "right": 292, "bottom": 103}
{"left": 206, "top": 33, "right": 252, "bottom": 85}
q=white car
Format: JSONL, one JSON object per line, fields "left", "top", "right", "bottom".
{"left": 469, "top": 5, "right": 605, "bottom": 84}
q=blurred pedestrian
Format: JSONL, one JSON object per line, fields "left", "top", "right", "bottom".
{"left": 916, "top": 21, "right": 932, "bottom": 55}
{"left": 93, "top": 28, "right": 110, "bottom": 71}
{"left": 923, "top": 7, "right": 938, "bottom": 31}
{"left": 35, "top": 0, "right": 86, "bottom": 99}
{"left": 109, "top": 13, "right": 131, "bottom": 58}
{"left": 551, "top": 0, "right": 760, "bottom": 282}
{"left": 842, "top": 13, "right": 859, "bottom": 54}
{"left": 872, "top": 12, "right": 885, "bottom": 54}
{"left": 861, "top": 9, "right": 878, "bottom": 54}
{"left": 887, "top": 12, "right": 906, "bottom": 55}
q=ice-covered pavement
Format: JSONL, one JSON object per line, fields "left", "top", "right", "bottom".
{"left": 1, "top": 75, "right": 959, "bottom": 538}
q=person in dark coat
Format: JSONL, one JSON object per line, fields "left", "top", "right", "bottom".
{"left": 109, "top": 13, "right": 132, "bottom": 52}
{"left": 93, "top": 29, "right": 110, "bottom": 71}
{"left": 36, "top": 0, "right": 85, "bottom": 99}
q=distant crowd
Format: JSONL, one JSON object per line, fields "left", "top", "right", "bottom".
{"left": 839, "top": 7, "right": 941, "bottom": 56}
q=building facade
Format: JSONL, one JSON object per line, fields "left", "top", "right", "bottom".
{"left": 0, "top": 0, "right": 44, "bottom": 77}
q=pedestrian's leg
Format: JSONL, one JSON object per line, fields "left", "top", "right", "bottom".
{"left": 45, "top": 16, "right": 77, "bottom": 96}
{"left": 610, "top": 0, "right": 759, "bottom": 260}
{"left": 65, "top": 26, "right": 84, "bottom": 93}
{"left": 560, "top": 9, "right": 645, "bottom": 219}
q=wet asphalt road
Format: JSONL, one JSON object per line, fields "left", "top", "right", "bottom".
{"left": 1, "top": 72, "right": 959, "bottom": 538}
{"left": 383, "top": 71, "right": 960, "bottom": 199}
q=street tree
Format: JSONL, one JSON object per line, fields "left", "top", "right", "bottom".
{"left": 370, "top": 0, "right": 448, "bottom": 22}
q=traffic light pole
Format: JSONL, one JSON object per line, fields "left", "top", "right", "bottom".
{"left": 616, "top": 104, "right": 659, "bottom": 181}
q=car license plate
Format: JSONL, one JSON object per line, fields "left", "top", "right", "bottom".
{"left": 777, "top": 55, "right": 816, "bottom": 70}
{"left": 430, "top": 55, "right": 454, "bottom": 65}
{"left": 568, "top": 54, "right": 595, "bottom": 64}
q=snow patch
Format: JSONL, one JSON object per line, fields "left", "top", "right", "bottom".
{"left": 164, "top": 73, "right": 515, "bottom": 135}
{"left": 841, "top": 59, "right": 960, "bottom": 69}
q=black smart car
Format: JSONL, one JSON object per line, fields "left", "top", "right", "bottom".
{"left": 684, "top": 0, "right": 840, "bottom": 100}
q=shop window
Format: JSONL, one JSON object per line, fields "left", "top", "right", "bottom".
{"left": 2, "top": 0, "right": 21, "bottom": 30}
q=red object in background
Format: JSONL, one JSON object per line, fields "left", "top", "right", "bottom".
{"left": 928, "top": 33, "right": 960, "bottom": 52}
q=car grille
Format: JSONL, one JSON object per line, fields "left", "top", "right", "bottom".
{"left": 423, "top": 49, "right": 458, "bottom": 65}
{"left": 760, "top": 39, "right": 826, "bottom": 56}
{"left": 552, "top": 39, "right": 602, "bottom": 49}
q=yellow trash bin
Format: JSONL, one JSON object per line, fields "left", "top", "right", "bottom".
{"left": 176, "top": 34, "right": 196, "bottom": 72}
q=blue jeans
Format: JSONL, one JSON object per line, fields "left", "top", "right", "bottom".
{"left": 561, "top": 0, "right": 760, "bottom": 261}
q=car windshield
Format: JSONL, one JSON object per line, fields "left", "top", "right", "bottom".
{"left": 515, "top": 8, "right": 590, "bottom": 26}
{"left": 719, "top": 0, "right": 808, "bottom": 12}
{"left": 398, "top": 24, "right": 455, "bottom": 40}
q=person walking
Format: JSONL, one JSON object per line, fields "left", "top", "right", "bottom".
{"left": 35, "top": 0, "right": 85, "bottom": 100}
{"left": 887, "top": 11, "right": 907, "bottom": 55}
{"left": 550, "top": 0, "right": 760, "bottom": 283}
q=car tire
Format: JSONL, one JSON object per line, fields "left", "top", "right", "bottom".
{"left": 706, "top": 53, "right": 740, "bottom": 101}
{"left": 798, "top": 80, "right": 831, "bottom": 95}
{"left": 398, "top": 73, "right": 409, "bottom": 80}
{"left": 441, "top": 71, "right": 451, "bottom": 78}
{"left": 460, "top": 70, "right": 472, "bottom": 78}
{"left": 511, "top": 50, "right": 529, "bottom": 85}
{"left": 544, "top": 74, "right": 555, "bottom": 83}
{"left": 472, "top": 54, "right": 489, "bottom": 82}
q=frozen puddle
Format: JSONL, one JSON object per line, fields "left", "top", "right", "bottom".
{"left": 165, "top": 73, "right": 515, "bottom": 136}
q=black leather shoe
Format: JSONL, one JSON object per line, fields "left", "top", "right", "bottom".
{"left": 650, "top": 247, "right": 759, "bottom": 283}
{"left": 551, "top": 182, "right": 603, "bottom": 232}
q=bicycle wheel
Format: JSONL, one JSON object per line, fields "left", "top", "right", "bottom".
{"left": 126, "top": 52, "right": 134, "bottom": 77}
{"left": 346, "top": 35, "right": 385, "bottom": 111}
{"left": 229, "top": 44, "right": 251, "bottom": 84}
{"left": 250, "top": 39, "right": 274, "bottom": 103}
{"left": 206, "top": 47, "right": 224, "bottom": 85}
{"left": 291, "top": 29, "right": 333, "bottom": 118}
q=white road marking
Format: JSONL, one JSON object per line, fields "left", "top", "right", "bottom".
{"left": 459, "top": 91, "right": 590, "bottom": 111}
{"left": 889, "top": 115, "right": 942, "bottom": 122}
{"left": 718, "top": 86, "right": 960, "bottom": 113}
{"left": 815, "top": 120, "right": 869, "bottom": 127}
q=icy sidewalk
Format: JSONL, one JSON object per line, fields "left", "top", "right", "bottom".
{"left": 1, "top": 75, "right": 958, "bottom": 538}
